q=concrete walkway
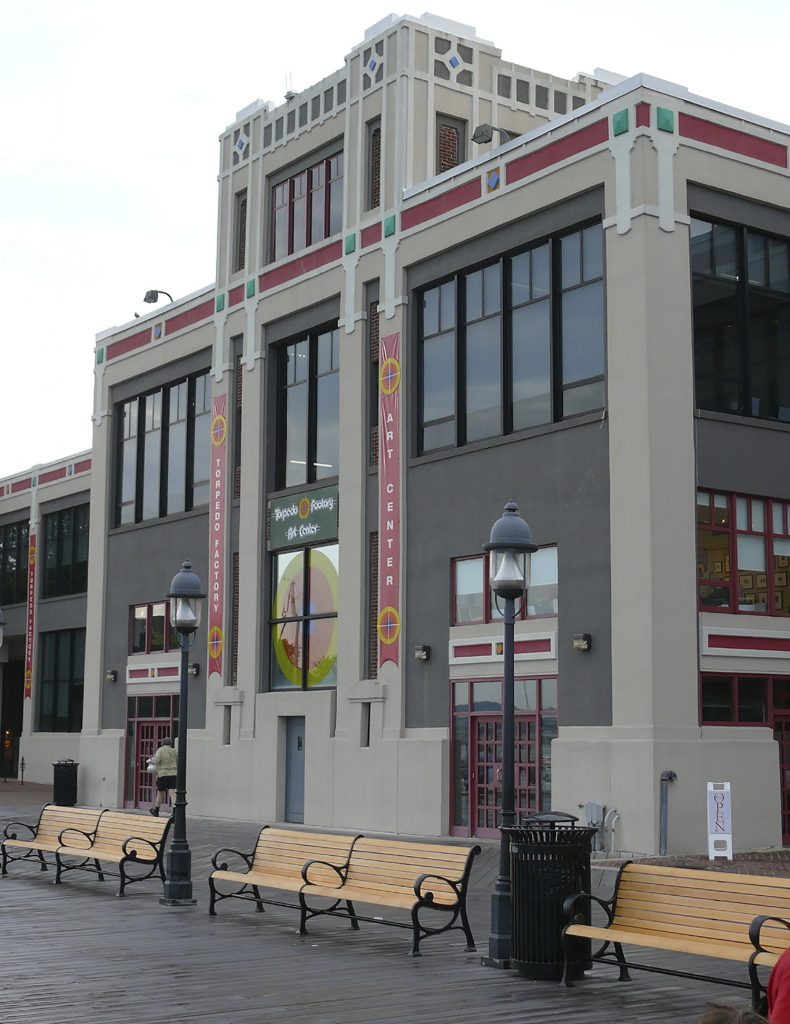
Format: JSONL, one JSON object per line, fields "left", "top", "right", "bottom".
{"left": 0, "top": 783, "right": 767, "bottom": 1023}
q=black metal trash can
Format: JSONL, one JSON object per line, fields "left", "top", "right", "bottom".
{"left": 52, "top": 759, "right": 79, "bottom": 806}
{"left": 507, "top": 811, "right": 597, "bottom": 981}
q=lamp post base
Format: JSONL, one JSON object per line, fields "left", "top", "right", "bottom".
{"left": 160, "top": 844, "right": 195, "bottom": 907}
{"left": 159, "top": 896, "right": 198, "bottom": 907}
{"left": 480, "top": 955, "right": 511, "bottom": 969}
{"left": 482, "top": 885, "right": 512, "bottom": 968}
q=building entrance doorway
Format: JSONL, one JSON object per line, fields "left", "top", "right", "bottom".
{"left": 1, "top": 660, "right": 24, "bottom": 779}
{"left": 124, "top": 693, "right": 179, "bottom": 809}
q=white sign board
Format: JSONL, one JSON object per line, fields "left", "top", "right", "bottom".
{"left": 707, "top": 782, "right": 733, "bottom": 860}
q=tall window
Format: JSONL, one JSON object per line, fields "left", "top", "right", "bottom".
{"left": 38, "top": 628, "right": 85, "bottom": 733}
{"left": 0, "top": 519, "right": 29, "bottom": 605}
{"left": 129, "top": 603, "right": 177, "bottom": 654}
{"left": 271, "top": 543, "right": 338, "bottom": 689}
{"left": 418, "top": 223, "right": 604, "bottom": 454}
{"left": 271, "top": 152, "right": 344, "bottom": 261}
{"left": 691, "top": 217, "right": 790, "bottom": 421}
{"left": 436, "top": 115, "right": 466, "bottom": 173}
{"left": 42, "top": 505, "right": 89, "bottom": 598}
{"left": 697, "top": 489, "right": 790, "bottom": 614}
{"left": 452, "top": 547, "right": 558, "bottom": 624}
{"left": 367, "top": 119, "right": 381, "bottom": 210}
{"left": 277, "top": 326, "right": 340, "bottom": 489}
{"left": 115, "top": 370, "right": 210, "bottom": 526}
{"left": 233, "top": 189, "right": 247, "bottom": 273}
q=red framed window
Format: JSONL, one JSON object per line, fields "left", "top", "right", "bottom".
{"left": 271, "top": 152, "right": 344, "bottom": 261}
{"left": 451, "top": 547, "right": 558, "bottom": 625}
{"left": 697, "top": 490, "right": 790, "bottom": 614}
{"left": 129, "top": 602, "right": 178, "bottom": 655}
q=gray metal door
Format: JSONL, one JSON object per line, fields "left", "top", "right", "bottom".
{"left": 285, "top": 717, "right": 305, "bottom": 823}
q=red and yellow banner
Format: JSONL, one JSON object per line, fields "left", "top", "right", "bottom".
{"left": 377, "top": 332, "right": 401, "bottom": 667}
{"left": 24, "top": 533, "right": 36, "bottom": 699}
{"left": 208, "top": 395, "right": 227, "bottom": 677}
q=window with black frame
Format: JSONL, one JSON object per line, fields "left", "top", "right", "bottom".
{"left": 270, "top": 543, "right": 338, "bottom": 689}
{"left": 0, "top": 519, "right": 29, "bottom": 605}
{"left": 417, "top": 222, "right": 605, "bottom": 454}
{"left": 690, "top": 217, "right": 790, "bottom": 421}
{"left": 115, "top": 370, "right": 210, "bottom": 526}
{"left": 277, "top": 326, "right": 340, "bottom": 489}
{"left": 271, "top": 152, "right": 343, "bottom": 262}
{"left": 42, "top": 504, "right": 89, "bottom": 598}
{"left": 38, "top": 628, "right": 85, "bottom": 733}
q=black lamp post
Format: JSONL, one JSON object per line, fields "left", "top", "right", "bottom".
{"left": 0, "top": 605, "right": 5, "bottom": 649}
{"left": 160, "top": 560, "right": 205, "bottom": 907}
{"left": 481, "top": 501, "right": 537, "bottom": 968}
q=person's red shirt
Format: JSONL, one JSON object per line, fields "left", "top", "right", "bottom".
{"left": 768, "top": 946, "right": 790, "bottom": 1022}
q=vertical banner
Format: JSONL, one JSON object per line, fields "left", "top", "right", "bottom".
{"left": 377, "top": 332, "right": 401, "bottom": 667}
{"left": 208, "top": 395, "right": 228, "bottom": 678}
{"left": 24, "top": 533, "right": 37, "bottom": 699}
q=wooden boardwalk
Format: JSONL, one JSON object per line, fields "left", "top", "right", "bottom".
{"left": 0, "top": 790, "right": 763, "bottom": 1023}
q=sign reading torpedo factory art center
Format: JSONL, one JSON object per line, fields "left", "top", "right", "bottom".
{"left": 208, "top": 395, "right": 228, "bottom": 677}
{"left": 377, "top": 331, "right": 401, "bottom": 667}
{"left": 268, "top": 486, "right": 339, "bottom": 551}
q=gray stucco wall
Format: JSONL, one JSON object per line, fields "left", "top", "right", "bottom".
{"left": 405, "top": 417, "right": 612, "bottom": 729}
{"left": 102, "top": 510, "right": 209, "bottom": 730}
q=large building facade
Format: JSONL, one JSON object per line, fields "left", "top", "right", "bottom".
{"left": 4, "top": 14, "right": 790, "bottom": 854}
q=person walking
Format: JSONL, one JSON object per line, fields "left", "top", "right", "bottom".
{"left": 149, "top": 736, "right": 178, "bottom": 816}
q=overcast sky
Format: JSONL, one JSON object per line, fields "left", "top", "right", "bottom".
{"left": 1, "top": 0, "right": 788, "bottom": 479}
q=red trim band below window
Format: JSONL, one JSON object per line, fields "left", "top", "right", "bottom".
{"left": 157, "top": 667, "right": 180, "bottom": 677}
{"left": 515, "top": 638, "right": 552, "bottom": 655}
{"left": 454, "top": 643, "right": 493, "bottom": 659}
{"left": 165, "top": 299, "right": 215, "bottom": 336}
{"left": 128, "top": 669, "right": 150, "bottom": 679}
{"left": 10, "top": 478, "right": 32, "bottom": 494}
{"left": 74, "top": 459, "right": 91, "bottom": 474}
{"left": 228, "top": 285, "right": 245, "bottom": 307}
{"left": 361, "top": 222, "right": 382, "bottom": 248}
{"left": 106, "top": 328, "right": 151, "bottom": 362}
{"left": 635, "top": 102, "right": 650, "bottom": 128}
{"left": 259, "top": 240, "right": 343, "bottom": 292}
{"left": 708, "top": 634, "right": 790, "bottom": 653}
{"left": 38, "top": 467, "right": 67, "bottom": 484}
{"left": 506, "top": 119, "right": 609, "bottom": 186}
{"left": 401, "top": 179, "right": 482, "bottom": 231}
{"left": 679, "top": 113, "right": 788, "bottom": 169}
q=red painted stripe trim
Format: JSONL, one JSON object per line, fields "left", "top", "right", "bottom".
{"left": 74, "top": 459, "right": 92, "bottom": 474}
{"left": 10, "top": 478, "right": 31, "bottom": 494}
{"left": 515, "top": 638, "right": 552, "bottom": 654}
{"left": 157, "top": 666, "right": 180, "bottom": 677}
{"left": 709, "top": 634, "right": 790, "bottom": 652}
{"left": 401, "top": 179, "right": 481, "bottom": 231}
{"left": 228, "top": 285, "right": 244, "bottom": 307}
{"left": 259, "top": 241, "right": 343, "bottom": 292}
{"left": 454, "top": 643, "right": 492, "bottom": 658}
{"left": 39, "top": 468, "right": 67, "bottom": 484}
{"left": 506, "top": 119, "right": 609, "bottom": 185}
{"left": 636, "top": 102, "right": 651, "bottom": 128}
{"left": 128, "top": 669, "right": 150, "bottom": 679}
{"left": 165, "top": 298, "right": 215, "bottom": 336}
{"left": 106, "top": 328, "right": 151, "bottom": 361}
{"left": 361, "top": 223, "right": 383, "bottom": 248}
{"left": 679, "top": 113, "right": 788, "bottom": 168}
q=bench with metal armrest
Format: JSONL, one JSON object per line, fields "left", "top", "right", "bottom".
{"left": 2, "top": 804, "right": 101, "bottom": 875}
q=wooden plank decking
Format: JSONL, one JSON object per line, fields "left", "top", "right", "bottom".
{"left": 0, "top": 789, "right": 764, "bottom": 1023}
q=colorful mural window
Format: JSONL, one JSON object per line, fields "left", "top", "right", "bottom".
{"left": 271, "top": 543, "right": 338, "bottom": 689}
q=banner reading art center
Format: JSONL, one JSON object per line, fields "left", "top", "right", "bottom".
{"left": 378, "top": 331, "right": 401, "bottom": 667}
{"left": 24, "top": 532, "right": 36, "bottom": 699}
{"left": 208, "top": 395, "right": 228, "bottom": 677}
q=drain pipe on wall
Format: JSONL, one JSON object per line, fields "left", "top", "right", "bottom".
{"left": 659, "top": 770, "right": 678, "bottom": 855}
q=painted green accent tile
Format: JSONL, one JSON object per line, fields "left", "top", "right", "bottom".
{"left": 95, "top": 349, "right": 104, "bottom": 365}
{"left": 384, "top": 215, "right": 396, "bottom": 237}
{"left": 612, "top": 109, "right": 629, "bottom": 137}
{"left": 31, "top": 477, "right": 37, "bottom": 487}
{"left": 246, "top": 278, "right": 255, "bottom": 298}
{"left": 344, "top": 233, "right": 356, "bottom": 255}
{"left": 657, "top": 107, "right": 675, "bottom": 133}
{"left": 215, "top": 293, "right": 226, "bottom": 312}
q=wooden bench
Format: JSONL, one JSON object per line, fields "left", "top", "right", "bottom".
{"left": 299, "top": 837, "right": 481, "bottom": 956}
{"left": 55, "top": 809, "right": 172, "bottom": 897}
{"left": 208, "top": 826, "right": 360, "bottom": 915}
{"left": 2, "top": 804, "right": 101, "bottom": 875}
{"left": 561, "top": 861, "right": 790, "bottom": 1008}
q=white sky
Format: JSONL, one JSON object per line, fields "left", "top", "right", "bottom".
{"left": 1, "top": 0, "right": 789, "bottom": 479}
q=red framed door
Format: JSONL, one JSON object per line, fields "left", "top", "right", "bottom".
{"left": 472, "top": 717, "right": 502, "bottom": 837}
{"left": 775, "top": 716, "right": 790, "bottom": 844}
{"left": 134, "top": 720, "right": 172, "bottom": 808}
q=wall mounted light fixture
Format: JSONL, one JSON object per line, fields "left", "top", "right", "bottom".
{"left": 188, "top": 662, "right": 200, "bottom": 677}
{"left": 572, "top": 633, "right": 592, "bottom": 651}
{"left": 105, "top": 669, "right": 118, "bottom": 683}
{"left": 414, "top": 645, "right": 431, "bottom": 662}
{"left": 143, "top": 289, "right": 174, "bottom": 304}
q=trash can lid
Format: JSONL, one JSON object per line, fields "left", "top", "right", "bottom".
{"left": 523, "top": 810, "right": 579, "bottom": 826}
{"left": 53, "top": 759, "right": 79, "bottom": 766}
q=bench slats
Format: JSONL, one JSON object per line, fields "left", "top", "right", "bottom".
{"left": 565, "top": 923, "right": 760, "bottom": 964}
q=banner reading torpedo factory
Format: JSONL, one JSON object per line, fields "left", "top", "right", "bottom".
{"left": 24, "top": 532, "right": 36, "bottom": 699}
{"left": 208, "top": 394, "right": 228, "bottom": 677}
{"left": 378, "top": 331, "right": 401, "bottom": 667}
